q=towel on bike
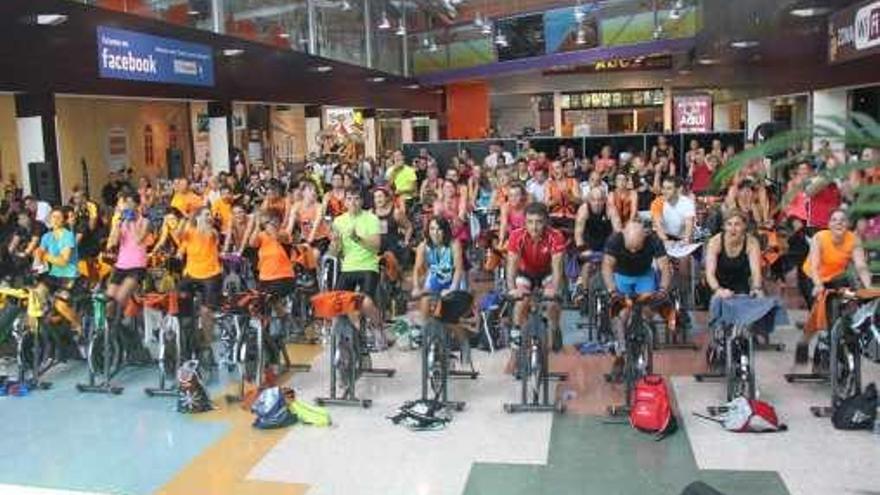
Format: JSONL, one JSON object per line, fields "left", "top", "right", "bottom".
{"left": 708, "top": 295, "right": 789, "bottom": 335}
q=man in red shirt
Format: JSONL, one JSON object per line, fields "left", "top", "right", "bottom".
{"left": 506, "top": 202, "right": 566, "bottom": 350}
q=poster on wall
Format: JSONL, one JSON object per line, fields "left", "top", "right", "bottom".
{"left": 105, "top": 127, "right": 129, "bottom": 172}
{"left": 674, "top": 95, "right": 713, "bottom": 133}
{"left": 829, "top": 0, "right": 880, "bottom": 64}
{"left": 320, "top": 107, "right": 364, "bottom": 159}
{"left": 190, "top": 102, "right": 210, "bottom": 166}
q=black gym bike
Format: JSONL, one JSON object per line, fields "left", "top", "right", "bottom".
{"left": 607, "top": 294, "right": 655, "bottom": 416}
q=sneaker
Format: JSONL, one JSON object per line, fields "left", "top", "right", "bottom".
{"left": 794, "top": 342, "right": 809, "bottom": 365}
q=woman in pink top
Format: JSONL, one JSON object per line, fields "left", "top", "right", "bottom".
{"left": 106, "top": 191, "right": 150, "bottom": 316}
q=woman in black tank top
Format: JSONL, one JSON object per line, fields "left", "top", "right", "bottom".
{"left": 705, "top": 209, "right": 763, "bottom": 297}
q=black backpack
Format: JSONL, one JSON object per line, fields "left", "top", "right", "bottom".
{"left": 832, "top": 383, "right": 877, "bottom": 430}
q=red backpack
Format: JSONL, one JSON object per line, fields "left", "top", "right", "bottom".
{"left": 629, "top": 375, "right": 677, "bottom": 440}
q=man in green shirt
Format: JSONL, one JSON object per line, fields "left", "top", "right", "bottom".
{"left": 386, "top": 150, "right": 418, "bottom": 202}
{"left": 331, "top": 186, "right": 383, "bottom": 326}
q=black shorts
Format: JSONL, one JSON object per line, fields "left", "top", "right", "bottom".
{"left": 179, "top": 275, "right": 223, "bottom": 310}
{"left": 338, "top": 270, "right": 379, "bottom": 299}
{"left": 258, "top": 278, "right": 295, "bottom": 298}
{"left": 41, "top": 275, "right": 77, "bottom": 292}
{"left": 109, "top": 267, "right": 146, "bottom": 286}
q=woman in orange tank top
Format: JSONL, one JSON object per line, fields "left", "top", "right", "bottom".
{"left": 324, "top": 171, "right": 347, "bottom": 218}
{"left": 607, "top": 171, "right": 637, "bottom": 231}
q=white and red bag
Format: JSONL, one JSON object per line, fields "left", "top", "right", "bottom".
{"left": 695, "top": 397, "right": 787, "bottom": 432}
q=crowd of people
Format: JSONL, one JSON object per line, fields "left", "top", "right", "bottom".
{"left": 0, "top": 135, "right": 876, "bottom": 376}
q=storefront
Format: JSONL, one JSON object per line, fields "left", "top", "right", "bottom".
{"left": 560, "top": 88, "right": 665, "bottom": 135}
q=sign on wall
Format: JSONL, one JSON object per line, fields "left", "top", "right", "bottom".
{"left": 97, "top": 26, "right": 214, "bottom": 87}
{"left": 829, "top": 0, "right": 880, "bottom": 64}
{"left": 105, "top": 127, "right": 129, "bottom": 172}
{"left": 674, "top": 95, "right": 713, "bottom": 133}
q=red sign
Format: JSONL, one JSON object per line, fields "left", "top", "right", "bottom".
{"left": 674, "top": 95, "right": 712, "bottom": 133}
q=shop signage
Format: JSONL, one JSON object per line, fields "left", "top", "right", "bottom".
{"left": 543, "top": 55, "right": 672, "bottom": 75}
{"left": 561, "top": 88, "right": 664, "bottom": 110}
{"left": 829, "top": 0, "right": 880, "bottom": 64}
{"left": 97, "top": 26, "right": 214, "bottom": 87}
{"left": 674, "top": 95, "right": 713, "bottom": 133}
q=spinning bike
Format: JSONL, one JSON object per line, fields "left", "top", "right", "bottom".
{"left": 606, "top": 294, "right": 656, "bottom": 416}
{"left": 504, "top": 294, "right": 566, "bottom": 414}
{"left": 313, "top": 291, "right": 395, "bottom": 408}
{"left": 143, "top": 291, "right": 193, "bottom": 397}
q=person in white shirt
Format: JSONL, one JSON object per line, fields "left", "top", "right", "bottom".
{"left": 651, "top": 176, "right": 695, "bottom": 242}
{"left": 25, "top": 196, "right": 52, "bottom": 228}
{"left": 526, "top": 164, "right": 549, "bottom": 203}
{"left": 483, "top": 142, "right": 514, "bottom": 170}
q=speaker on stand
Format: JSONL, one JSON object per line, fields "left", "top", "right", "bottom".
{"left": 28, "top": 161, "right": 61, "bottom": 206}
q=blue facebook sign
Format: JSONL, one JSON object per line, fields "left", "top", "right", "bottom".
{"left": 97, "top": 26, "right": 214, "bottom": 87}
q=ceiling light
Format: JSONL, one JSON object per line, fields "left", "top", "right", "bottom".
{"left": 481, "top": 21, "right": 493, "bottom": 35}
{"left": 311, "top": 65, "right": 333, "bottom": 73}
{"left": 422, "top": 37, "right": 431, "bottom": 48}
{"left": 673, "top": 0, "right": 685, "bottom": 9}
{"left": 678, "top": 68, "right": 692, "bottom": 75}
{"left": 279, "top": 32, "right": 291, "bottom": 39}
{"left": 668, "top": 9, "right": 681, "bottom": 20}
{"left": 574, "top": 7, "right": 586, "bottom": 22}
{"left": 395, "top": 21, "right": 407, "bottom": 36}
{"left": 652, "top": 24, "right": 664, "bottom": 40}
{"left": 790, "top": 6, "right": 832, "bottom": 17}
{"left": 341, "top": 0, "right": 352, "bottom": 11}
{"left": 697, "top": 57, "right": 720, "bottom": 65}
{"left": 378, "top": 11, "right": 391, "bottom": 29}
{"left": 730, "top": 39, "right": 759, "bottom": 49}
{"left": 36, "top": 14, "right": 68, "bottom": 26}
{"left": 575, "top": 28, "right": 587, "bottom": 45}
{"left": 368, "top": 76, "right": 386, "bottom": 83}
{"left": 428, "top": 39, "right": 439, "bottom": 52}
{"left": 494, "top": 33, "right": 507, "bottom": 45}
{"left": 474, "top": 12, "right": 484, "bottom": 27}
{"left": 187, "top": 9, "right": 200, "bottom": 16}
{"left": 404, "top": 83, "right": 421, "bottom": 89}
{"left": 222, "top": 48, "right": 244, "bottom": 56}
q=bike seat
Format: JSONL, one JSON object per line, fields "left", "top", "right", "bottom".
{"left": 311, "top": 291, "right": 363, "bottom": 319}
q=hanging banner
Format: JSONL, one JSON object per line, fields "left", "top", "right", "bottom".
{"left": 97, "top": 26, "right": 215, "bottom": 86}
{"left": 674, "top": 95, "right": 713, "bottom": 133}
{"left": 829, "top": 0, "right": 880, "bottom": 64}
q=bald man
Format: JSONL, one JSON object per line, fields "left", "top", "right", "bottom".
{"left": 602, "top": 221, "right": 671, "bottom": 376}
{"left": 573, "top": 186, "right": 613, "bottom": 292}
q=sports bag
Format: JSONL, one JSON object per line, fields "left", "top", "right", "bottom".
{"left": 832, "top": 382, "right": 877, "bottom": 430}
{"left": 251, "top": 386, "right": 297, "bottom": 430}
{"left": 177, "top": 360, "right": 213, "bottom": 414}
{"left": 695, "top": 397, "right": 787, "bottom": 432}
{"left": 630, "top": 375, "right": 677, "bottom": 440}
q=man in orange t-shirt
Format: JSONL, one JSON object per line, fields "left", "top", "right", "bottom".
{"left": 171, "top": 178, "right": 204, "bottom": 218}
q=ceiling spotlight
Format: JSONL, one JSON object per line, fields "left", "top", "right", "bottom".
{"left": 187, "top": 9, "right": 200, "bottom": 16}
{"left": 697, "top": 57, "right": 720, "bottom": 65}
{"left": 494, "top": 33, "right": 507, "bottom": 45}
{"left": 422, "top": 37, "right": 431, "bottom": 48}
{"left": 574, "top": 7, "right": 586, "bottom": 22}
{"left": 790, "top": 6, "right": 832, "bottom": 17}
{"left": 474, "top": 12, "right": 484, "bottom": 27}
{"left": 481, "top": 21, "right": 493, "bottom": 35}
{"left": 730, "top": 39, "right": 759, "bottom": 49}
{"left": 222, "top": 48, "right": 244, "bottom": 57}
{"left": 575, "top": 28, "right": 587, "bottom": 45}
{"left": 669, "top": 9, "right": 681, "bottom": 20}
{"left": 340, "top": 0, "right": 352, "bottom": 11}
{"left": 652, "top": 24, "right": 664, "bottom": 40}
{"left": 36, "top": 14, "right": 68, "bottom": 25}
{"left": 404, "top": 83, "right": 421, "bottom": 89}
{"left": 279, "top": 32, "right": 291, "bottom": 39}
{"left": 311, "top": 65, "right": 334, "bottom": 73}
{"left": 395, "top": 21, "right": 407, "bottom": 36}
{"left": 368, "top": 76, "right": 386, "bottom": 83}
{"left": 428, "top": 39, "right": 439, "bottom": 52}
{"left": 678, "top": 68, "right": 692, "bottom": 75}
{"left": 378, "top": 11, "right": 391, "bottom": 29}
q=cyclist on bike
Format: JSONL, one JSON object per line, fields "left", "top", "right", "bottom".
{"left": 411, "top": 216, "right": 466, "bottom": 317}
{"left": 177, "top": 206, "right": 223, "bottom": 364}
{"left": 386, "top": 151, "right": 418, "bottom": 210}
{"left": 498, "top": 182, "right": 527, "bottom": 247}
{"left": 573, "top": 186, "right": 613, "bottom": 295}
{"left": 289, "top": 180, "right": 331, "bottom": 252}
{"left": 651, "top": 176, "right": 695, "bottom": 243}
{"left": 249, "top": 211, "right": 296, "bottom": 328}
{"left": 372, "top": 185, "right": 411, "bottom": 265}
{"left": 34, "top": 207, "right": 83, "bottom": 347}
{"left": 705, "top": 209, "right": 763, "bottom": 299}
{"left": 222, "top": 202, "right": 254, "bottom": 256}
{"left": 602, "top": 221, "right": 672, "bottom": 376}
{"left": 170, "top": 178, "right": 204, "bottom": 219}
{"left": 324, "top": 171, "right": 347, "bottom": 219}
{"left": 70, "top": 185, "right": 104, "bottom": 287}
{"left": 106, "top": 192, "right": 150, "bottom": 318}
{"left": 507, "top": 202, "right": 566, "bottom": 350}
{"left": 796, "top": 208, "right": 874, "bottom": 364}
{"left": 8, "top": 211, "right": 45, "bottom": 278}
{"left": 545, "top": 160, "right": 580, "bottom": 230}
{"left": 330, "top": 186, "right": 384, "bottom": 333}
{"left": 608, "top": 171, "right": 638, "bottom": 232}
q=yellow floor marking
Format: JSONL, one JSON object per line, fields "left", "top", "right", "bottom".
{"left": 155, "top": 344, "right": 322, "bottom": 495}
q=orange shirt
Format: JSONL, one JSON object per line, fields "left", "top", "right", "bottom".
{"left": 802, "top": 230, "right": 856, "bottom": 282}
{"left": 254, "top": 232, "right": 294, "bottom": 281}
{"left": 545, "top": 178, "right": 578, "bottom": 216}
{"left": 211, "top": 199, "right": 233, "bottom": 233}
{"left": 180, "top": 227, "right": 222, "bottom": 279}
{"left": 296, "top": 202, "right": 330, "bottom": 240}
{"left": 171, "top": 192, "right": 204, "bottom": 217}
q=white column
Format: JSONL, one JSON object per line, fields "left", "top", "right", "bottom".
{"left": 401, "top": 117, "right": 414, "bottom": 144}
{"left": 16, "top": 116, "right": 44, "bottom": 195}
{"left": 305, "top": 116, "right": 321, "bottom": 155}
{"left": 747, "top": 98, "right": 771, "bottom": 139}
{"left": 209, "top": 116, "right": 230, "bottom": 173}
{"left": 812, "top": 88, "right": 848, "bottom": 152}
{"left": 364, "top": 116, "right": 378, "bottom": 158}
{"left": 713, "top": 104, "right": 731, "bottom": 131}
{"left": 663, "top": 85, "right": 673, "bottom": 132}
{"left": 553, "top": 91, "right": 563, "bottom": 137}
{"left": 428, "top": 118, "right": 439, "bottom": 141}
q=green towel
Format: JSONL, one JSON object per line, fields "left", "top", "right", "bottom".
{"left": 289, "top": 399, "right": 332, "bottom": 427}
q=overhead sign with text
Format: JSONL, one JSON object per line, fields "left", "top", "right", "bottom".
{"left": 97, "top": 26, "right": 214, "bottom": 87}
{"left": 674, "top": 95, "right": 712, "bottom": 133}
{"left": 829, "top": 0, "right": 880, "bottom": 64}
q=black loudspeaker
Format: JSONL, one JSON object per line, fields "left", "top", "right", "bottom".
{"left": 28, "top": 162, "right": 61, "bottom": 206}
{"left": 680, "top": 481, "right": 725, "bottom": 495}
{"left": 167, "top": 148, "right": 184, "bottom": 179}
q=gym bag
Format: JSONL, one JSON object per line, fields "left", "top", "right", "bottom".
{"left": 630, "top": 375, "right": 677, "bottom": 440}
{"left": 388, "top": 399, "right": 451, "bottom": 431}
{"left": 832, "top": 383, "right": 877, "bottom": 430}
{"left": 695, "top": 397, "right": 787, "bottom": 432}
{"left": 177, "top": 360, "right": 213, "bottom": 414}
{"left": 251, "top": 386, "right": 297, "bottom": 430}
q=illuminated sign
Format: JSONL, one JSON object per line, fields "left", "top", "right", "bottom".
{"left": 829, "top": 0, "right": 880, "bottom": 63}
{"left": 543, "top": 55, "right": 672, "bottom": 75}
